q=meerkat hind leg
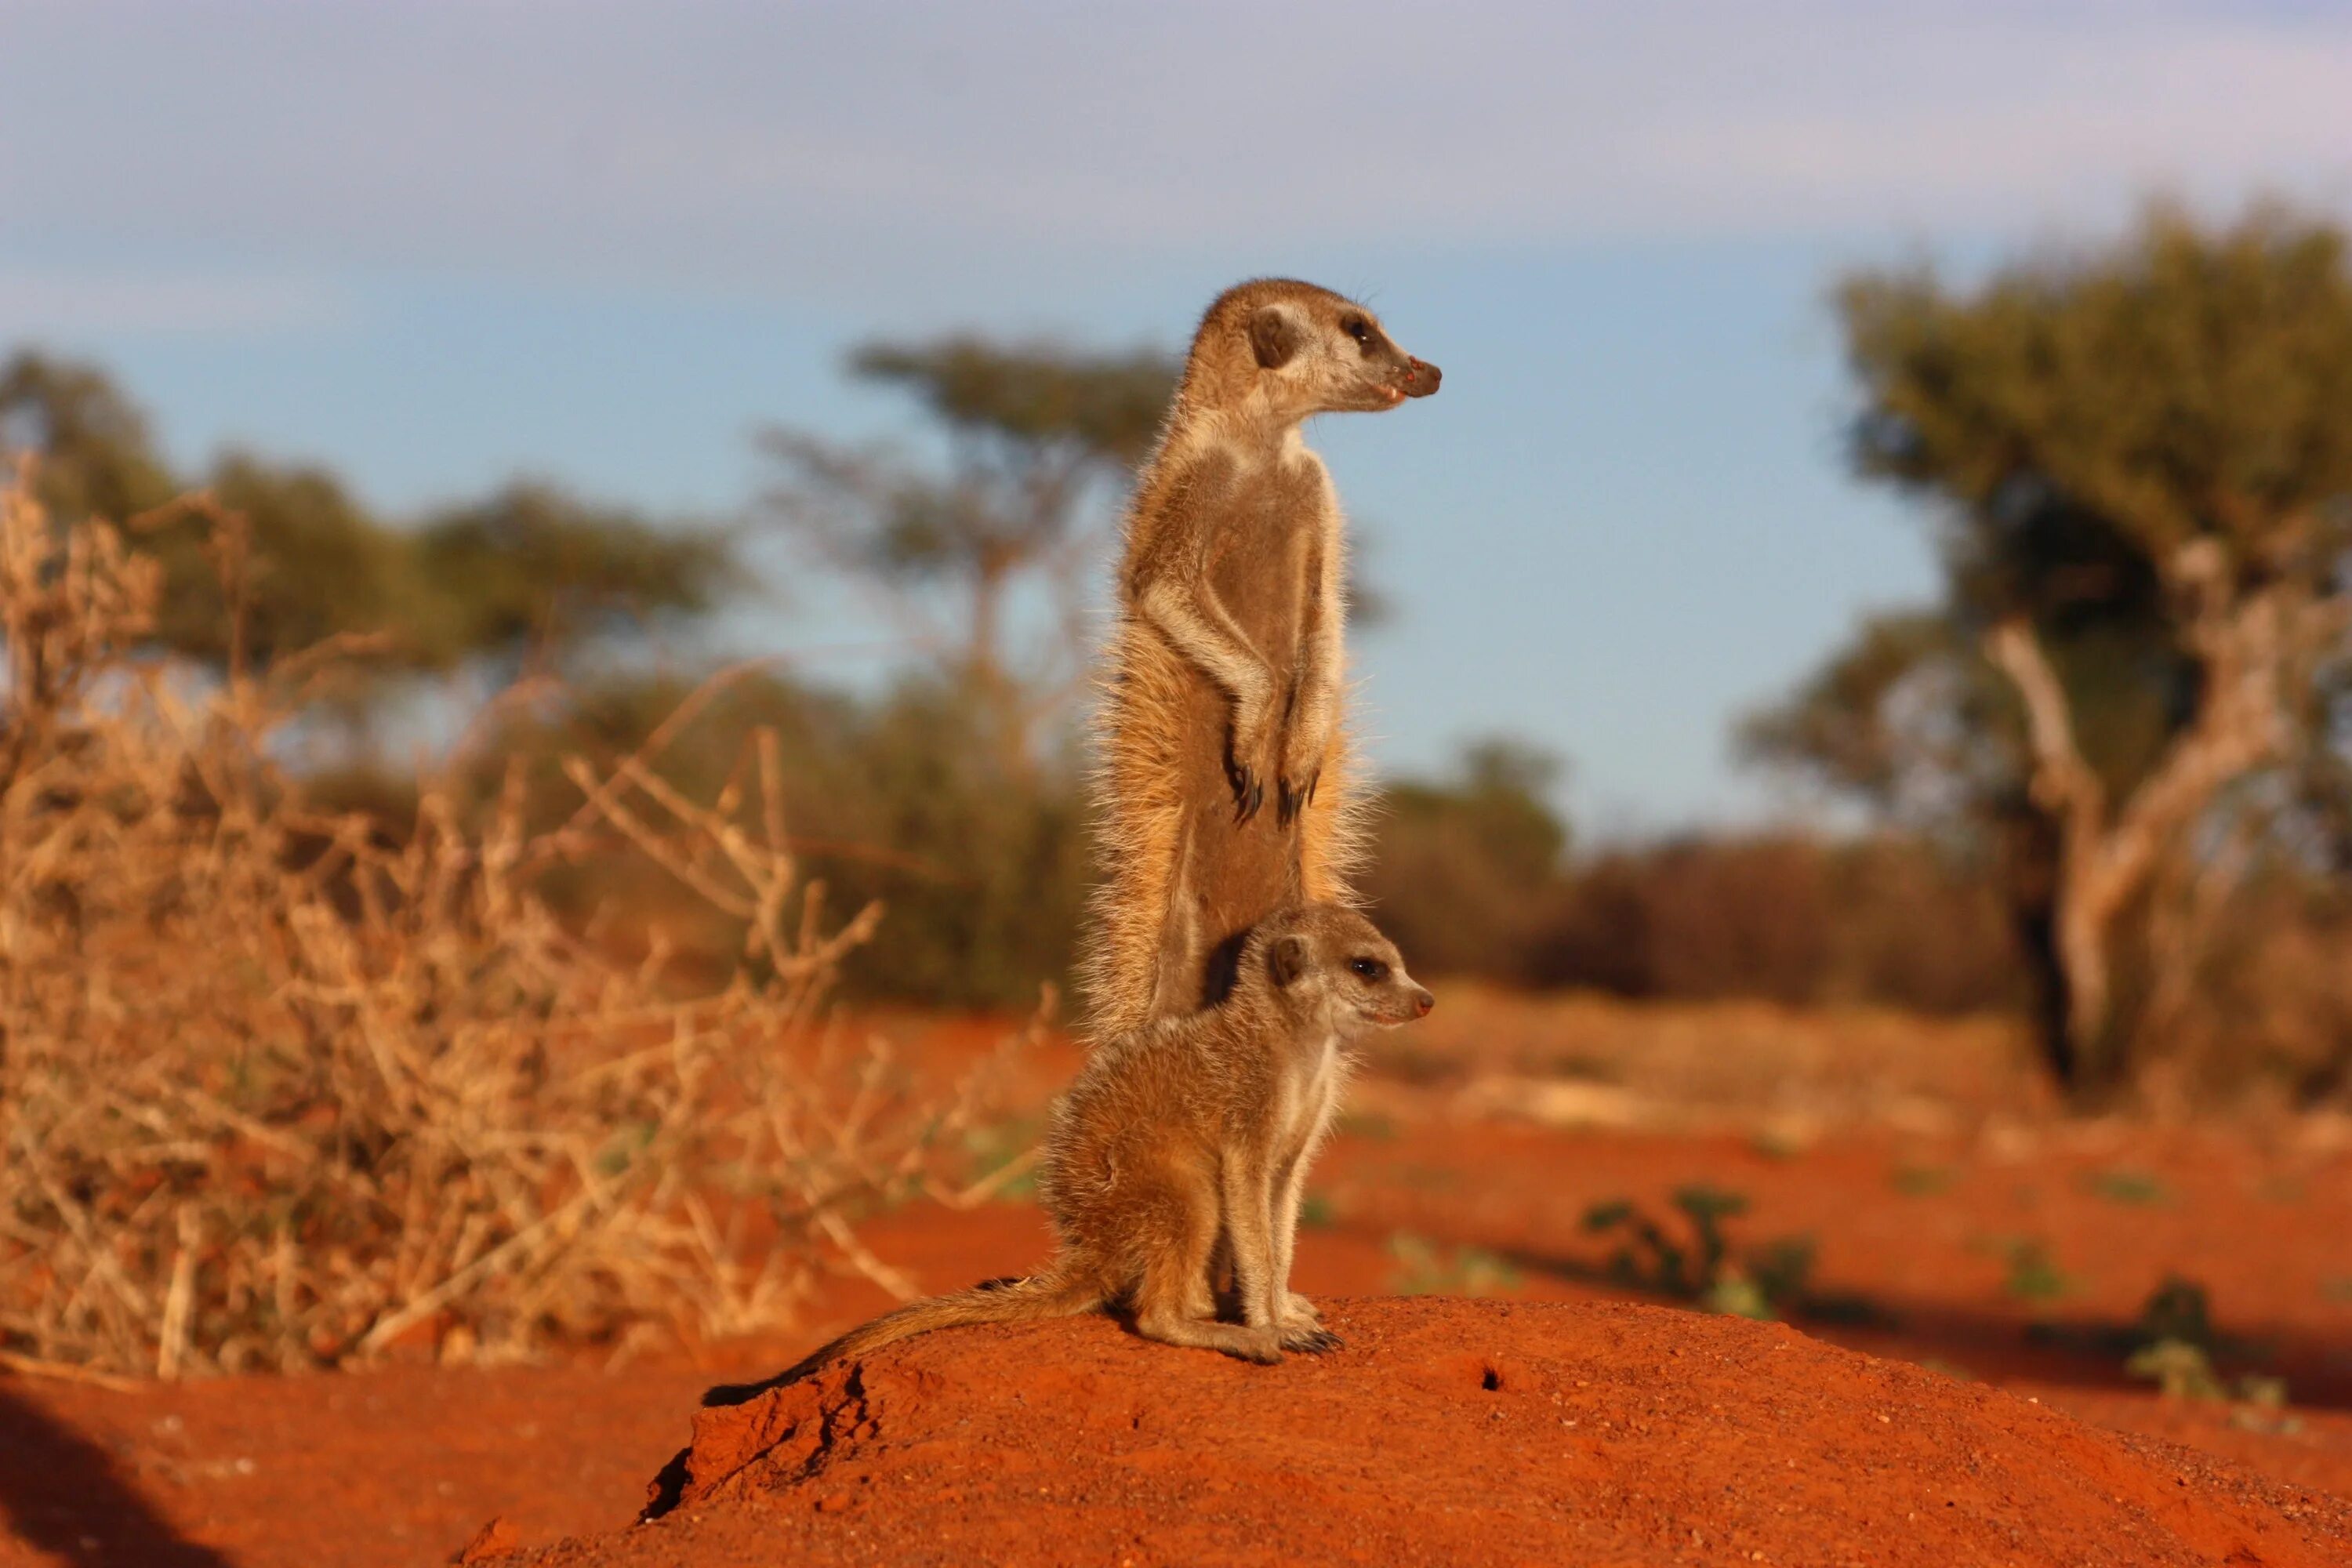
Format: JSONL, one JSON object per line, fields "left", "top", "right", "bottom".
{"left": 1195, "top": 1233, "right": 1230, "bottom": 1322}
{"left": 1131, "top": 1181, "right": 1279, "bottom": 1364}
{"left": 1133, "top": 1301, "right": 1282, "bottom": 1363}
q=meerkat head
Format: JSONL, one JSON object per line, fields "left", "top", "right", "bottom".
{"left": 1255, "top": 902, "right": 1434, "bottom": 1036}
{"left": 1194, "top": 280, "right": 1440, "bottom": 426}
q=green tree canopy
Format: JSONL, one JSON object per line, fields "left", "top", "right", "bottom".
{"left": 149, "top": 452, "right": 430, "bottom": 668}
{"left": 1749, "top": 201, "right": 2352, "bottom": 1097}
{"left": 0, "top": 351, "right": 177, "bottom": 524}
{"left": 1, "top": 350, "right": 735, "bottom": 678}
{"left": 415, "top": 482, "right": 732, "bottom": 667}
{"left": 762, "top": 338, "right": 1178, "bottom": 750}
{"left": 848, "top": 337, "right": 1174, "bottom": 469}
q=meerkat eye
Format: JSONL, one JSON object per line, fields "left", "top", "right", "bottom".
{"left": 1348, "top": 956, "right": 1388, "bottom": 982}
{"left": 1342, "top": 317, "right": 1371, "bottom": 347}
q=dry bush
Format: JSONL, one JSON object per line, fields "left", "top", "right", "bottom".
{"left": 0, "top": 470, "right": 1018, "bottom": 1379}
{"left": 2146, "top": 871, "right": 2352, "bottom": 1107}
{"left": 1532, "top": 833, "right": 2024, "bottom": 1016}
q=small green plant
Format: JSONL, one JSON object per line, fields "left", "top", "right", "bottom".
{"left": 1994, "top": 1238, "right": 2074, "bottom": 1303}
{"left": 2118, "top": 1276, "right": 2296, "bottom": 1425}
{"left": 1336, "top": 1110, "right": 1399, "bottom": 1142}
{"left": 2124, "top": 1338, "right": 2295, "bottom": 1426}
{"left": 2233, "top": 1374, "right": 2293, "bottom": 1421}
{"left": 1581, "top": 1185, "right": 1815, "bottom": 1321}
{"left": 1386, "top": 1233, "right": 1522, "bottom": 1298}
{"left": 2083, "top": 1169, "right": 2169, "bottom": 1207}
{"left": 1697, "top": 1274, "right": 1774, "bottom": 1319}
{"left": 2125, "top": 1338, "right": 2228, "bottom": 1399}
{"left": 1297, "top": 1192, "right": 1339, "bottom": 1231}
{"left": 1745, "top": 1235, "right": 1820, "bottom": 1308}
{"left": 2132, "top": 1275, "right": 2216, "bottom": 1348}
{"left": 1890, "top": 1163, "right": 1955, "bottom": 1196}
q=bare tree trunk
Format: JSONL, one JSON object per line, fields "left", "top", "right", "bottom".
{"left": 965, "top": 557, "right": 1042, "bottom": 779}
{"left": 1984, "top": 619, "right": 2118, "bottom": 1076}
{"left": 1996, "top": 803, "right": 2077, "bottom": 1089}
{"left": 1984, "top": 539, "right": 2318, "bottom": 1098}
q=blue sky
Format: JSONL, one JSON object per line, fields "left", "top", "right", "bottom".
{"left": 4, "top": 1, "right": 2347, "bottom": 829}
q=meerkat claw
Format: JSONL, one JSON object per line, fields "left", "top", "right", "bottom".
{"left": 1281, "top": 770, "right": 1319, "bottom": 821}
{"left": 1283, "top": 1325, "right": 1343, "bottom": 1354}
{"left": 1226, "top": 757, "right": 1261, "bottom": 822}
{"left": 1237, "top": 775, "right": 1264, "bottom": 823}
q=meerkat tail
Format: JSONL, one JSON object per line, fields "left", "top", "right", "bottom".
{"left": 769, "top": 1272, "right": 1102, "bottom": 1385}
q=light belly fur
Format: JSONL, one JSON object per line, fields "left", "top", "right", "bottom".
{"left": 1276, "top": 1033, "right": 1345, "bottom": 1163}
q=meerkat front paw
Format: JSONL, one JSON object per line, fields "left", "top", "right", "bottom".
{"left": 1224, "top": 751, "right": 1265, "bottom": 824}
{"left": 1226, "top": 710, "right": 1277, "bottom": 824}
{"left": 1276, "top": 710, "right": 1334, "bottom": 825}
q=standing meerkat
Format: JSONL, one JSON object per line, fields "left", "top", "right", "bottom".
{"left": 1082, "top": 280, "right": 1440, "bottom": 1040}
{"left": 746, "top": 904, "right": 1432, "bottom": 1382}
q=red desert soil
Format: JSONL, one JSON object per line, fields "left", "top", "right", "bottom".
{"left": 7, "top": 1007, "right": 2352, "bottom": 1566}
{"left": 9, "top": 1126, "right": 2352, "bottom": 1568}
{"left": 516, "top": 1297, "right": 2352, "bottom": 1568}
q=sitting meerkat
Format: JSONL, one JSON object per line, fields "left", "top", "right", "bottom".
{"left": 755, "top": 903, "right": 1432, "bottom": 1381}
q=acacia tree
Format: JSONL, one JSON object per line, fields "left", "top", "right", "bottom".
{"left": 1748, "top": 205, "right": 2352, "bottom": 1098}
{"left": 760, "top": 337, "right": 1176, "bottom": 755}
{"left": 0, "top": 351, "right": 731, "bottom": 681}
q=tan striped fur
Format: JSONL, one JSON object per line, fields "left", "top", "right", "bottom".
{"left": 1079, "top": 280, "right": 1439, "bottom": 1040}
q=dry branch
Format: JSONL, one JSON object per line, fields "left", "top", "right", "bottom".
{"left": 0, "top": 466, "right": 1012, "bottom": 1377}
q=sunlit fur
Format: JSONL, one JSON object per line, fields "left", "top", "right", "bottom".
{"left": 1081, "top": 280, "right": 1439, "bottom": 1040}
{"left": 756, "top": 903, "right": 1432, "bottom": 1379}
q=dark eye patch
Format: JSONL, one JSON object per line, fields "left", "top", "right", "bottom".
{"left": 1341, "top": 314, "right": 1372, "bottom": 347}
{"left": 1347, "top": 956, "right": 1389, "bottom": 982}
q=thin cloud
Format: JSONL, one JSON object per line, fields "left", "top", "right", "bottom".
{"left": 0, "top": 269, "right": 354, "bottom": 337}
{"left": 1, "top": 2, "right": 2344, "bottom": 292}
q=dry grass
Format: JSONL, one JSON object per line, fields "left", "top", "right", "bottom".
{"left": 0, "top": 468, "right": 1022, "bottom": 1378}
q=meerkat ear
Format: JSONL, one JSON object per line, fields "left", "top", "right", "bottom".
{"left": 1248, "top": 306, "right": 1304, "bottom": 370}
{"left": 1267, "top": 934, "right": 1309, "bottom": 988}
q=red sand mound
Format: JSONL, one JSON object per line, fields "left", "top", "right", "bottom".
{"left": 506, "top": 1298, "right": 2352, "bottom": 1568}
